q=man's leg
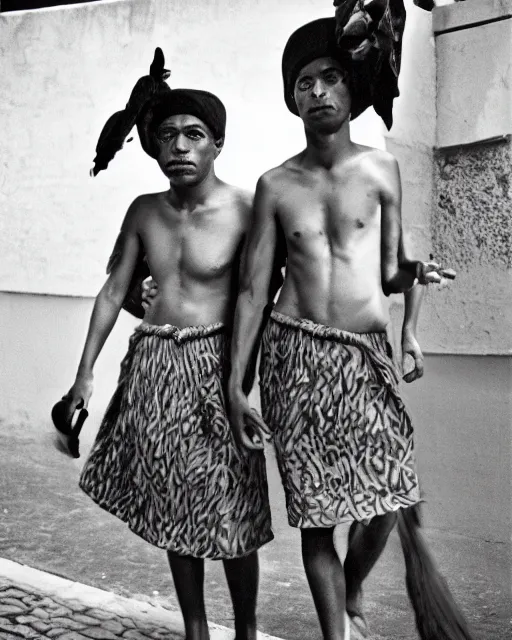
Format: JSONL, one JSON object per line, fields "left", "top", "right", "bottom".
{"left": 167, "top": 551, "right": 209, "bottom": 640}
{"left": 301, "top": 527, "right": 347, "bottom": 640}
{"left": 344, "top": 512, "right": 397, "bottom": 634}
{"left": 223, "top": 550, "right": 259, "bottom": 640}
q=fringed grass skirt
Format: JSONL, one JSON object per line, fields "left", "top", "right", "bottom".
{"left": 260, "top": 311, "right": 421, "bottom": 529}
{"left": 80, "top": 322, "right": 273, "bottom": 559}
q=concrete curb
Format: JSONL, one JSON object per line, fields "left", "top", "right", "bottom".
{"left": 0, "top": 557, "right": 286, "bottom": 640}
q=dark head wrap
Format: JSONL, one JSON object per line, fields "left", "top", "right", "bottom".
{"left": 283, "top": 1, "right": 414, "bottom": 130}
{"left": 90, "top": 48, "right": 226, "bottom": 176}
{"left": 282, "top": 18, "right": 356, "bottom": 117}
{"left": 138, "top": 89, "right": 226, "bottom": 159}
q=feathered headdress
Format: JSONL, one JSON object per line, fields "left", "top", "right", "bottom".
{"left": 90, "top": 47, "right": 171, "bottom": 177}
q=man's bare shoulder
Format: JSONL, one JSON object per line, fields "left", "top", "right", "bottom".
{"left": 352, "top": 145, "right": 399, "bottom": 172}
{"left": 127, "top": 191, "right": 166, "bottom": 214}
{"left": 346, "top": 146, "right": 400, "bottom": 196}
{"left": 258, "top": 153, "right": 304, "bottom": 191}
{"left": 227, "top": 184, "right": 254, "bottom": 213}
{"left": 213, "top": 182, "right": 254, "bottom": 229}
{"left": 125, "top": 191, "right": 172, "bottom": 226}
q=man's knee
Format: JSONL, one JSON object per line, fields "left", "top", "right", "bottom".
{"left": 301, "top": 527, "right": 336, "bottom": 553}
{"left": 379, "top": 510, "right": 398, "bottom": 529}
{"left": 369, "top": 511, "right": 397, "bottom": 539}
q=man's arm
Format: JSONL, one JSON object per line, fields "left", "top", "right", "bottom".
{"left": 398, "top": 229, "right": 424, "bottom": 336}
{"left": 401, "top": 286, "right": 425, "bottom": 383}
{"left": 66, "top": 199, "right": 143, "bottom": 413}
{"left": 118, "top": 257, "right": 151, "bottom": 319}
{"left": 380, "top": 156, "right": 442, "bottom": 296}
{"left": 399, "top": 230, "right": 426, "bottom": 382}
{"left": 403, "top": 285, "right": 424, "bottom": 336}
{"left": 380, "top": 157, "right": 417, "bottom": 295}
{"left": 228, "top": 173, "right": 279, "bottom": 449}
{"left": 241, "top": 222, "right": 286, "bottom": 396}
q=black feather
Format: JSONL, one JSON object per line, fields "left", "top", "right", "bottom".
{"left": 90, "top": 47, "right": 171, "bottom": 176}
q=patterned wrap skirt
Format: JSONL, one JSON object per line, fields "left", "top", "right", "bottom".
{"left": 259, "top": 311, "right": 421, "bottom": 529}
{"left": 79, "top": 322, "right": 273, "bottom": 559}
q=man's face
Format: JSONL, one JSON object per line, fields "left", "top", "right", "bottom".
{"left": 293, "top": 57, "right": 351, "bottom": 134}
{"left": 154, "top": 114, "right": 223, "bottom": 186}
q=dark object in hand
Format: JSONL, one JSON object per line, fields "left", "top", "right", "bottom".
{"left": 51, "top": 398, "right": 89, "bottom": 459}
{"left": 440, "top": 268, "right": 456, "bottom": 280}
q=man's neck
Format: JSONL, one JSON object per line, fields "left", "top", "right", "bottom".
{"left": 167, "top": 171, "right": 219, "bottom": 213}
{"left": 302, "top": 120, "right": 355, "bottom": 170}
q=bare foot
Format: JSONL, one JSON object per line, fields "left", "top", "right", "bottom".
{"left": 234, "top": 626, "right": 257, "bottom": 640}
{"left": 344, "top": 612, "right": 351, "bottom": 640}
{"left": 345, "top": 521, "right": 369, "bottom": 638}
{"left": 346, "top": 590, "right": 368, "bottom": 639}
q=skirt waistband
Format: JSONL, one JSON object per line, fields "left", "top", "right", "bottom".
{"left": 269, "top": 310, "right": 388, "bottom": 345}
{"left": 135, "top": 321, "right": 225, "bottom": 342}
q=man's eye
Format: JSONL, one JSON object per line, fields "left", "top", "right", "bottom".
{"left": 157, "top": 130, "right": 173, "bottom": 142}
{"left": 187, "top": 130, "right": 204, "bottom": 139}
{"left": 297, "top": 80, "right": 312, "bottom": 91}
{"left": 325, "top": 73, "right": 339, "bottom": 84}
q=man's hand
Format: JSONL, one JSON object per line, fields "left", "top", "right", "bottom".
{"left": 64, "top": 373, "right": 93, "bottom": 421}
{"left": 417, "top": 258, "right": 456, "bottom": 286}
{"left": 401, "top": 329, "right": 424, "bottom": 383}
{"left": 141, "top": 277, "right": 159, "bottom": 311}
{"left": 229, "top": 387, "right": 269, "bottom": 451}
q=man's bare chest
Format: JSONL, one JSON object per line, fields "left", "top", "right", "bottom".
{"left": 277, "top": 179, "right": 380, "bottom": 251}
{"left": 140, "top": 212, "right": 243, "bottom": 279}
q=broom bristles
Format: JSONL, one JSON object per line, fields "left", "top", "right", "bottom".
{"left": 397, "top": 505, "right": 479, "bottom": 640}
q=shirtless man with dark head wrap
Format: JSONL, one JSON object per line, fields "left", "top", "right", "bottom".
{"left": 227, "top": 16, "right": 461, "bottom": 640}
{"left": 60, "top": 50, "right": 273, "bottom": 640}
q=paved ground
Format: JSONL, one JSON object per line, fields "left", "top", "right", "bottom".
{"left": 0, "top": 557, "right": 281, "bottom": 640}
{"left": 1, "top": 413, "right": 510, "bottom": 639}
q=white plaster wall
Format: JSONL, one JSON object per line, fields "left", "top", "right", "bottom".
{"left": 0, "top": 0, "right": 384, "bottom": 299}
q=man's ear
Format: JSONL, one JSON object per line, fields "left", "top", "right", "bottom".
{"left": 214, "top": 136, "right": 225, "bottom": 155}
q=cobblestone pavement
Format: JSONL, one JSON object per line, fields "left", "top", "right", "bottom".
{"left": 0, "top": 559, "right": 282, "bottom": 640}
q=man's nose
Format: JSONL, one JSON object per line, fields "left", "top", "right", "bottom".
{"left": 311, "top": 79, "right": 327, "bottom": 98}
{"left": 173, "top": 133, "right": 190, "bottom": 153}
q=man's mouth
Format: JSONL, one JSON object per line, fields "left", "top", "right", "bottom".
{"left": 308, "top": 105, "right": 334, "bottom": 114}
{"left": 166, "top": 161, "right": 195, "bottom": 168}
